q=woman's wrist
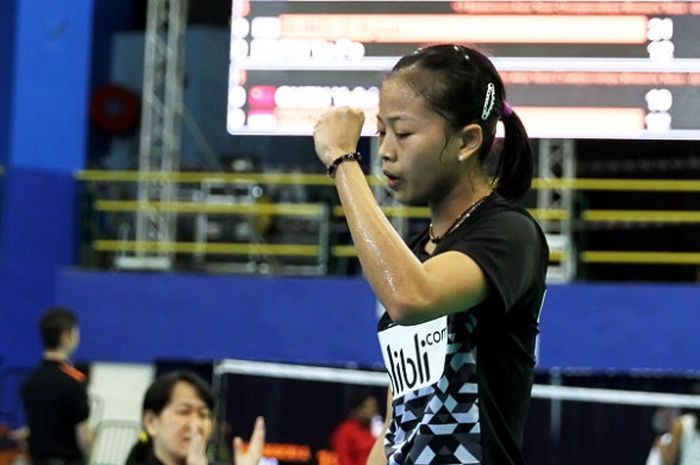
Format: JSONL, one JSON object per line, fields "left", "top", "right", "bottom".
{"left": 327, "top": 151, "right": 362, "bottom": 178}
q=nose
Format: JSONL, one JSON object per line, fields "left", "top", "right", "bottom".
{"left": 379, "top": 137, "right": 396, "bottom": 163}
{"left": 380, "top": 152, "right": 394, "bottom": 163}
{"left": 188, "top": 417, "right": 207, "bottom": 435}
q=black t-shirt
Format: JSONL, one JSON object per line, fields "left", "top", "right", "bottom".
{"left": 378, "top": 192, "right": 548, "bottom": 465}
{"left": 128, "top": 446, "right": 210, "bottom": 465}
{"left": 22, "top": 360, "right": 90, "bottom": 461}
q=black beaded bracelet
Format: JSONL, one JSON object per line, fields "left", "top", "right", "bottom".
{"left": 326, "top": 152, "right": 362, "bottom": 178}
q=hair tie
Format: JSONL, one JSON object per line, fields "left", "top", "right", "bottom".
{"left": 501, "top": 101, "right": 513, "bottom": 120}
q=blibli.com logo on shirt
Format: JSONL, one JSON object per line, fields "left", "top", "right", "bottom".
{"left": 378, "top": 316, "right": 448, "bottom": 399}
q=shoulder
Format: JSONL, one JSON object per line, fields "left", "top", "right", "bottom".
{"left": 21, "top": 368, "right": 42, "bottom": 394}
{"left": 437, "top": 195, "right": 548, "bottom": 266}
{"left": 332, "top": 419, "right": 355, "bottom": 442}
{"left": 22, "top": 363, "right": 85, "bottom": 397}
{"left": 23, "top": 365, "right": 42, "bottom": 381}
{"left": 336, "top": 418, "right": 355, "bottom": 431}
{"left": 50, "top": 364, "right": 88, "bottom": 395}
{"left": 480, "top": 197, "right": 541, "bottom": 234}
{"left": 454, "top": 195, "right": 545, "bottom": 249}
{"left": 22, "top": 363, "right": 53, "bottom": 387}
{"left": 59, "top": 363, "right": 86, "bottom": 383}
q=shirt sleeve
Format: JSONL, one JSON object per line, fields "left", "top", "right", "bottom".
{"left": 446, "top": 210, "right": 544, "bottom": 312}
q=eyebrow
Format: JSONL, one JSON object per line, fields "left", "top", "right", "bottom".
{"left": 172, "top": 401, "right": 209, "bottom": 409}
{"left": 376, "top": 114, "right": 415, "bottom": 124}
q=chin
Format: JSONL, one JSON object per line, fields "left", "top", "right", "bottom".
{"left": 395, "top": 194, "right": 426, "bottom": 207}
{"left": 388, "top": 186, "right": 427, "bottom": 206}
{"left": 172, "top": 447, "right": 189, "bottom": 459}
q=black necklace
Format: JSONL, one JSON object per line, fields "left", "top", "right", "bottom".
{"left": 428, "top": 194, "right": 490, "bottom": 244}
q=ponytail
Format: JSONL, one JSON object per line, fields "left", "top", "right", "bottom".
{"left": 494, "top": 110, "right": 533, "bottom": 202}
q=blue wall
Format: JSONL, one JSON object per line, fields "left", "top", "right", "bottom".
{"left": 27, "top": 270, "right": 697, "bottom": 373}
{"left": 10, "top": 1, "right": 94, "bottom": 174}
{"left": 54, "top": 271, "right": 382, "bottom": 367}
{"left": 0, "top": 0, "right": 16, "bottom": 170}
{"left": 0, "top": 0, "right": 94, "bottom": 366}
{"left": 539, "top": 283, "right": 700, "bottom": 372}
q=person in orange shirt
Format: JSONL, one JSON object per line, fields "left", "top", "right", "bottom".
{"left": 331, "top": 394, "right": 380, "bottom": 465}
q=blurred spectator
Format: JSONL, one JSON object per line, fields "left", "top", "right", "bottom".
{"left": 657, "top": 382, "right": 700, "bottom": 465}
{"left": 125, "top": 370, "right": 265, "bottom": 465}
{"left": 331, "top": 394, "right": 380, "bottom": 465}
{"left": 21, "top": 308, "right": 92, "bottom": 465}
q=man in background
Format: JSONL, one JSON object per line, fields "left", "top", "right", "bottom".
{"left": 21, "top": 308, "right": 92, "bottom": 465}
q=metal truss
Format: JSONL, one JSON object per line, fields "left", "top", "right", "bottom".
{"left": 120, "top": 0, "right": 188, "bottom": 270}
{"left": 538, "top": 139, "right": 576, "bottom": 283}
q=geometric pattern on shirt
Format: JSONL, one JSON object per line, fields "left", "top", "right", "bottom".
{"left": 385, "top": 312, "right": 482, "bottom": 465}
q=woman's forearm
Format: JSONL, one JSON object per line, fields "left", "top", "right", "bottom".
{"left": 333, "top": 162, "right": 432, "bottom": 322}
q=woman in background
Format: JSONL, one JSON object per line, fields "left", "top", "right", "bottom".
{"left": 125, "top": 371, "right": 265, "bottom": 465}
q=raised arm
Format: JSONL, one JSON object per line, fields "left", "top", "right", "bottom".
{"left": 658, "top": 418, "right": 682, "bottom": 465}
{"left": 314, "top": 108, "right": 488, "bottom": 325}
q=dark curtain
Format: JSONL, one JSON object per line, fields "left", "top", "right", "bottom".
{"left": 523, "top": 371, "right": 698, "bottom": 465}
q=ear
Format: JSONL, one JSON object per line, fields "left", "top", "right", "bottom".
{"left": 60, "top": 330, "right": 73, "bottom": 348}
{"left": 456, "top": 124, "right": 483, "bottom": 162}
{"left": 144, "top": 411, "right": 159, "bottom": 436}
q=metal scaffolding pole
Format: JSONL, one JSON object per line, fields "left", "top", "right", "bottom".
{"left": 538, "top": 139, "right": 576, "bottom": 283}
{"left": 122, "top": 0, "right": 188, "bottom": 270}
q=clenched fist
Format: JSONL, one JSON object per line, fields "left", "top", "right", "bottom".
{"left": 313, "top": 107, "right": 365, "bottom": 167}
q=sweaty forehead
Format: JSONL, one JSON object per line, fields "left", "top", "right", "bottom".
{"left": 379, "top": 76, "right": 434, "bottom": 122}
{"left": 382, "top": 75, "right": 420, "bottom": 98}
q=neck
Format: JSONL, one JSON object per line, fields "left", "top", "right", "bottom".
{"left": 429, "top": 182, "right": 492, "bottom": 239}
{"left": 43, "top": 349, "right": 69, "bottom": 362}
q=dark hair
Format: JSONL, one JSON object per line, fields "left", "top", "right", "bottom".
{"left": 125, "top": 371, "right": 215, "bottom": 465}
{"left": 389, "top": 44, "right": 533, "bottom": 201}
{"left": 40, "top": 307, "right": 78, "bottom": 350}
{"left": 348, "top": 390, "right": 376, "bottom": 412}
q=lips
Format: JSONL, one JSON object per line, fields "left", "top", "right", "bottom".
{"left": 384, "top": 171, "right": 401, "bottom": 189}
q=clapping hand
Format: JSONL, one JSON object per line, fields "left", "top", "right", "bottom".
{"left": 233, "top": 417, "right": 266, "bottom": 465}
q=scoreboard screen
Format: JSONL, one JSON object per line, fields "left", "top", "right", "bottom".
{"left": 227, "top": 1, "right": 700, "bottom": 139}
